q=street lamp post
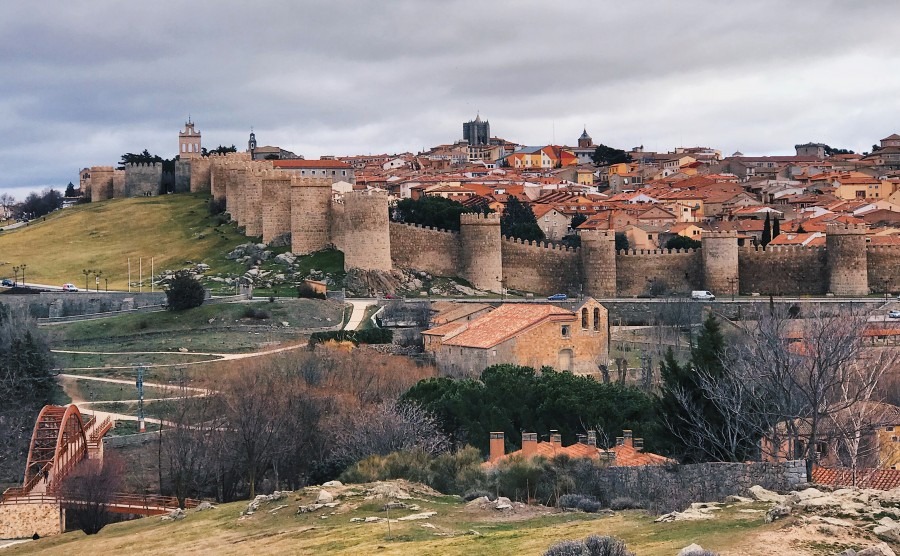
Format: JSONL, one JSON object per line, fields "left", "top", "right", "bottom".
{"left": 20, "top": 264, "right": 26, "bottom": 286}
{"left": 12, "top": 266, "right": 20, "bottom": 287}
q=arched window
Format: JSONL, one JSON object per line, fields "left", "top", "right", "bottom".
{"left": 182, "top": 143, "right": 187, "bottom": 153}
{"left": 581, "top": 308, "right": 588, "bottom": 329}
{"left": 593, "top": 308, "right": 600, "bottom": 331}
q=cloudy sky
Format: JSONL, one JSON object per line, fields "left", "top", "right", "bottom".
{"left": 2, "top": 0, "right": 899, "bottom": 199}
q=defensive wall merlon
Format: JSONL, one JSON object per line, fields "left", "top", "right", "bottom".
{"left": 82, "top": 155, "right": 900, "bottom": 296}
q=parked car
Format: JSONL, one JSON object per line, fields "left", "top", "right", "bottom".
{"left": 889, "top": 310, "right": 900, "bottom": 319}
{"left": 62, "top": 283, "right": 79, "bottom": 292}
{"left": 1, "top": 278, "right": 12, "bottom": 287}
{"left": 691, "top": 290, "right": 716, "bottom": 301}
{"left": 547, "top": 293, "right": 568, "bottom": 301}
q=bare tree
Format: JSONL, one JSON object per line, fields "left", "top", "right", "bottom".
{"left": 734, "top": 306, "right": 897, "bottom": 476}
{"left": 331, "top": 402, "right": 449, "bottom": 467}
{"left": 60, "top": 453, "right": 124, "bottom": 535}
{"left": 160, "top": 372, "right": 222, "bottom": 508}
{"left": 220, "top": 363, "right": 288, "bottom": 498}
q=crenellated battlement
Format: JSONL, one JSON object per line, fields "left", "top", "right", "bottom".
{"left": 739, "top": 245, "right": 826, "bottom": 254}
{"left": 501, "top": 235, "right": 579, "bottom": 253}
{"left": 826, "top": 222, "right": 868, "bottom": 234}
{"left": 125, "top": 162, "right": 161, "bottom": 169}
{"left": 867, "top": 243, "right": 900, "bottom": 251}
{"left": 617, "top": 248, "right": 699, "bottom": 256}
{"left": 703, "top": 230, "right": 739, "bottom": 239}
{"left": 290, "top": 176, "right": 332, "bottom": 188}
{"left": 460, "top": 212, "right": 501, "bottom": 226}
{"left": 89, "top": 165, "right": 115, "bottom": 172}
{"left": 396, "top": 221, "right": 460, "bottom": 236}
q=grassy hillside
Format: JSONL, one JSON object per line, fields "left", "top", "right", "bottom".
{"left": 7, "top": 482, "right": 793, "bottom": 556}
{"left": 0, "top": 194, "right": 248, "bottom": 290}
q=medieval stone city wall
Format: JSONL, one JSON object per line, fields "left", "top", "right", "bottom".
{"left": 501, "top": 237, "right": 580, "bottom": 295}
{"left": 341, "top": 191, "right": 392, "bottom": 271}
{"left": 616, "top": 249, "right": 702, "bottom": 297}
{"left": 261, "top": 176, "right": 292, "bottom": 246}
{"left": 867, "top": 245, "right": 900, "bottom": 293}
{"left": 123, "top": 162, "right": 162, "bottom": 197}
{"left": 189, "top": 156, "right": 211, "bottom": 193}
{"left": 174, "top": 159, "right": 193, "bottom": 193}
{"left": 241, "top": 169, "right": 266, "bottom": 238}
{"left": 459, "top": 212, "right": 503, "bottom": 292}
{"left": 738, "top": 245, "right": 828, "bottom": 295}
{"left": 389, "top": 222, "right": 461, "bottom": 277}
{"left": 290, "top": 177, "right": 333, "bottom": 255}
{"left": 89, "top": 166, "right": 115, "bottom": 202}
{"left": 826, "top": 223, "right": 869, "bottom": 296}
{"left": 701, "top": 230, "right": 739, "bottom": 295}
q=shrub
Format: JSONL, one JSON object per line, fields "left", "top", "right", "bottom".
{"left": 165, "top": 271, "right": 205, "bottom": 311}
{"left": 559, "top": 494, "right": 602, "bottom": 513}
{"left": 208, "top": 197, "right": 226, "bottom": 216}
{"left": 544, "top": 535, "right": 634, "bottom": 556}
{"left": 463, "top": 490, "right": 495, "bottom": 502}
{"left": 297, "top": 282, "right": 326, "bottom": 299}
{"left": 241, "top": 306, "right": 270, "bottom": 320}
{"left": 609, "top": 496, "right": 643, "bottom": 511}
{"left": 308, "top": 328, "right": 393, "bottom": 347}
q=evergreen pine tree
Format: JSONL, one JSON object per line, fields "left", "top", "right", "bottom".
{"left": 761, "top": 213, "right": 771, "bottom": 247}
{"left": 772, "top": 216, "right": 780, "bottom": 239}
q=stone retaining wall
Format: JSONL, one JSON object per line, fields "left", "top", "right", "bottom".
{"left": 0, "top": 502, "right": 63, "bottom": 538}
{"left": 599, "top": 460, "right": 807, "bottom": 514}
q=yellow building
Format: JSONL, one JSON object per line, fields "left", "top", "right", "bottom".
{"left": 423, "top": 299, "right": 609, "bottom": 378}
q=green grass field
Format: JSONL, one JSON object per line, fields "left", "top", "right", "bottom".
{"left": 7, "top": 485, "right": 792, "bottom": 556}
{"left": 0, "top": 194, "right": 248, "bottom": 290}
{"left": 45, "top": 298, "right": 345, "bottom": 353}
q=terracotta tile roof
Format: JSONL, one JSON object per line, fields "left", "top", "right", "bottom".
{"left": 273, "top": 159, "right": 352, "bottom": 169}
{"left": 813, "top": 466, "right": 900, "bottom": 490}
{"left": 487, "top": 440, "right": 672, "bottom": 467}
{"left": 425, "top": 303, "right": 574, "bottom": 349}
{"left": 429, "top": 303, "right": 493, "bottom": 326}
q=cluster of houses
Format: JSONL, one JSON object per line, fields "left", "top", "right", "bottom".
{"left": 318, "top": 125, "right": 900, "bottom": 250}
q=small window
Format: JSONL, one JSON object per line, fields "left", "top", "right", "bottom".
{"left": 887, "top": 426, "right": 895, "bottom": 432}
{"left": 581, "top": 308, "right": 588, "bottom": 329}
{"left": 815, "top": 441, "right": 828, "bottom": 456}
{"left": 561, "top": 325, "right": 570, "bottom": 338}
{"left": 593, "top": 308, "right": 600, "bottom": 331}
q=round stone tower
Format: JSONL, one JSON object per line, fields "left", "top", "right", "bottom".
{"left": 342, "top": 191, "right": 392, "bottom": 271}
{"left": 701, "top": 230, "right": 739, "bottom": 296}
{"left": 459, "top": 212, "right": 502, "bottom": 293}
{"left": 290, "top": 177, "right": 333, "bottom": 255}
{"left": 580, "top": 230, "right": 617, "bottom": 298}
{"left": 826, "top": 222, "right": 869, "bottom": 296}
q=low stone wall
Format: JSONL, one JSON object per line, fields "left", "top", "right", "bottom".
{"left": 599, "top": 460, "right": 807, "bottom": 514}
{"left": 0, "top": 501, "right": 63, "bottom": 538}
{"left": 1, "top": 292, "right": 168, "bottom": 319}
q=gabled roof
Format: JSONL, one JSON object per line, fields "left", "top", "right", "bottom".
{"left": 273, "top": 159, "right": 352, "bottom": 169}
{"left": 424, "top": 303, "right": 574, "bottom": 349}
{"left": 813, "top": 466, "right": 900, "bottom": 490}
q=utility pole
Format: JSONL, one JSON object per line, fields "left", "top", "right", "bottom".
{"left": 727, "top": 277, "right": 737, "bottom": 301}
{"left": 136, "top": 365, "right": 146, "bottom": 433}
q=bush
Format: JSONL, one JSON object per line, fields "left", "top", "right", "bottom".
{"left": 559, "top": 494, "right": 602, "bottom": 513}
{"left": 608, "top": 496, "right": 643, "bottom": 511}
{"left": 463, "top": 490, "right": 496, "bottom": 502}
{"left": 308, "top": 328, "right": 393, "bottom": 347}
{"left": 241, "top": 306, "right": 270, "bottom": 320}
{"left": 208, "top": 197, "right": 226, "bottom": 216}
{"left": 544, "top": 535, "right": 634, "bottom": 556}
{"left": 165, "top": 271, "right": 205, "bottom": 311}
{"left": 297, "top": 282, "right": 326, "bottom": 300}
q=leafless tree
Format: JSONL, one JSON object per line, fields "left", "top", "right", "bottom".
{"left": 160, "top": 372, "right": 223, "bottom": 508}
{"left": 331, "top": 402, "right": 449, "bottom": 467}
{"left": 60, "top": 453, "right": 124, "bottom": 535}
{"left": 220, "top": 363, "right": 288, "bottom": 498}
{"left": 733, "top": 306, "right": 897, "bottom": 476}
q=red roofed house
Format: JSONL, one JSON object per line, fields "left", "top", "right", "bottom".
{"left": 272, "top": 158, "right": 355, "bottom": 184}
{"left": 422, "top": 299, "right": 609, "bottom": 378}
{"left": 486, "top": 429, "right": 671, "bottom": 467}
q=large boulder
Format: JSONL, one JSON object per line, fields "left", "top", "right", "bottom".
{"left": 857, "top": 543, "right": 897, "bottom": 556}
{"left": 748, "top": 485, "right": 786, "bottom": 503}
{"left": 316, "top": 489, "right": 334, "bottom": 504}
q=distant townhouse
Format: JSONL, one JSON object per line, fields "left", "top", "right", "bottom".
{"left": 272, "top": 159, "right": 355, "bottom": 184}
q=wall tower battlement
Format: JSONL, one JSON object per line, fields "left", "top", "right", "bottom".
{"left": 459, "top": 211, "right": 502, "bottom": 292}
{"left": 701, "top": 230, "right": 739, "bottom": 295}
{"left": 290, "top": 177, "right": 333, "bottom": 255}
{"left": 826, "top": 222, "right": 869, "bottom": 295}
{"left": 581, "top": 230, "right": 616, "bottom": 298}
{"left": 342, "top": 191, "right": 392, "bottom": 271}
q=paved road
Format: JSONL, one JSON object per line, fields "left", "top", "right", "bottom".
{"left": 343, "top": 300, "right": 375, "bottom": 331}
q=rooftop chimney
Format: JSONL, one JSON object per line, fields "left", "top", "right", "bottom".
{"left": 577, "top": 434, "right": 587, "bottom": 445}
{"left": 489, "top": 432, "right": 505, "bottom": 462}
{"left": 633, "top": 437, "right": 644, "bottom": 452}
{"left": 616, "top": 436, "right": 624, "bottom": 446}
{"left": 550, "top": 430, "right": 562, "bottom": 448}
{"left": 623, "top": 429, "right": 633, "bottom": 448}
{"left": 587, "top": 430, "right": 597, "bottom": 447}
{"left": 522, "top": 432, "right": 538, "bottom": 457}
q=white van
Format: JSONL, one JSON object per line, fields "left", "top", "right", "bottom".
{"left": 691, "top": 290, "right": 715, "bottom": 301}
